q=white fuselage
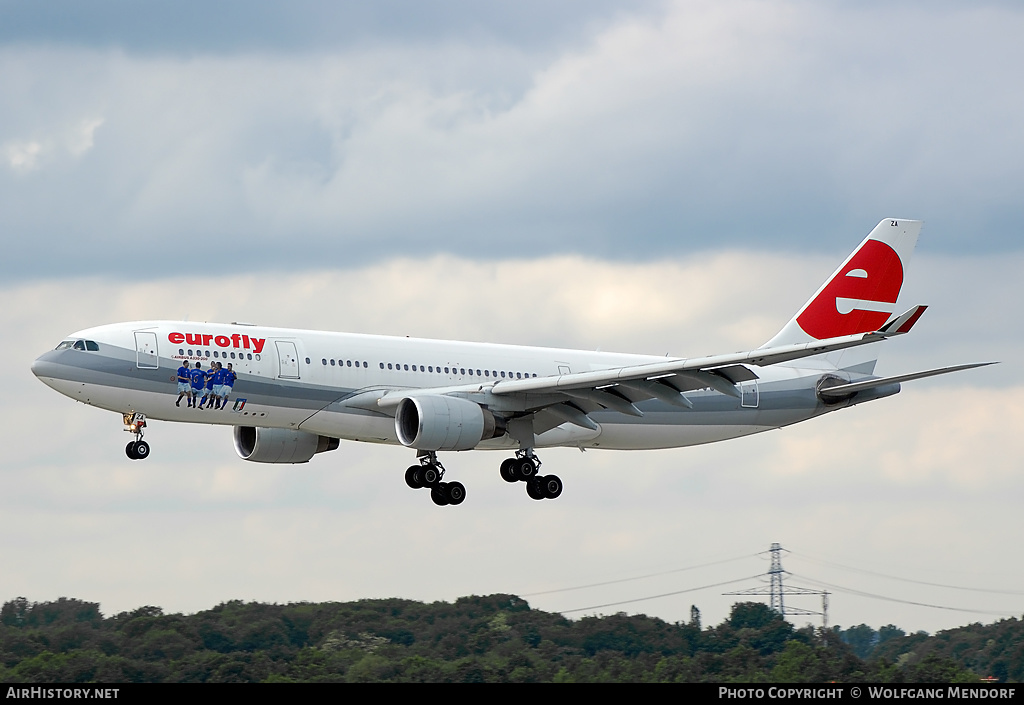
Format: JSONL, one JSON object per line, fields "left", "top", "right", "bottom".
{"left": 31, "top": 320, "right": 868, "bottom": 453}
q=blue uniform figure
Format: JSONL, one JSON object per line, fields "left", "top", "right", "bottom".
{"left": 199, "top": 361, "right": 217, "bottom": 409}
{"left": 221, "top": 364, "right": 237, "bottom": 409}
{"left": 175, "top": 363, "right": 191, "bottom": 406}
{"left": 189, "top": 364, "right": 206, "bottom": 408}
{"left": 207, "top": 364, "right": 227, "bottom": 409}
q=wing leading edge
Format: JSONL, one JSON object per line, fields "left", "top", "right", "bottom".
{"left": 374, "top": 305, "right": 932, "bottom": 414}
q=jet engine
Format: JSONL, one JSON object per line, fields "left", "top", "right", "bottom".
{"left": 815, "top": 373, "right": 855, "bottom": 405}
{"left": 233, "top": 426, "right": 340, "bottom": 464}
{"left": 395, "top": 395, "right": 505, "bottom": 451}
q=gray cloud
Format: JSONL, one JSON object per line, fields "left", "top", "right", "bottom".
{"left": 1, "top": 2, "right": 1023, "bottom": 281}
{"left": 0, "top": 0, "right": 654, "bottom": 54}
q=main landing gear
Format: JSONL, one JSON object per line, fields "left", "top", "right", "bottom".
{"left": 123, "top": 413, "right": 150, "bottom": 461}
{"left": 404, "top": 449, "right": 563, "bottom": 507}
{"left": 499, "top": 449, "right": 562, "bottom": 501}
{"left": 405, "top": 451, "right": 466, "bottom": 507}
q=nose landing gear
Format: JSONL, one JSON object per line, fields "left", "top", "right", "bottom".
{"left": 123, "top": 413, "right": 150, "bottom": 461}
{"left": 404, "top": 451, "right": 466, "bottom": 507}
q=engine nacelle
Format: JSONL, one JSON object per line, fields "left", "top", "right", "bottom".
{"left": 233, "top": 426, "right": 340, "bottom": 464}
{"left": 815, "top": 373, "right": 855, "bottom": 406}
{"left": 395, "top": 395, "right": 505, "bottom": 451}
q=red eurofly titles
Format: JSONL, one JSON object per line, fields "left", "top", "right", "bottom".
{"left": 168, "top": 331, "right": 267, "bottom": 354}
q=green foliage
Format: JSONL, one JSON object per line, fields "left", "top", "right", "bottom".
{"left": 871, "top": 616, "right": 1024, "bottom": 682}
{"left": 838, "top": 624, "right": 878, "bottom": 659}
{"left": 0, "top": 595, "right": 1001, "bottom": 683}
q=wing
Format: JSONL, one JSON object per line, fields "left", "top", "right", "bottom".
{"left": 366, "top": 306, "right": 933, "bottom": 433}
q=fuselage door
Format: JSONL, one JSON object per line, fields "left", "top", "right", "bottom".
{"left": 134, "top": 331, "right": 159, "bottom": 369}
{"left": 275, "top": 340, "right": 300, "bottom": 379}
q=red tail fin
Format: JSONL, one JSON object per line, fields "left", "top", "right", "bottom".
{"left": 763, "top": 219, "right": 922, "bottom": 349}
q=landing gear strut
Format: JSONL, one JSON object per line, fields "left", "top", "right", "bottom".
{"left": 499, "top": 449, "right": 562, "bottom": 500}
{"left": 404, "top": 451, "right": 466, "bottom": 507}
{"left": 123, "top": 413, "right": 150, "bottom": 461}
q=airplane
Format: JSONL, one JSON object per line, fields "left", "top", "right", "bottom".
{"left": 31, "top": 218, "right": 991, "bottom": 507}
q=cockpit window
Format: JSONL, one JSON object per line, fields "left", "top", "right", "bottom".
{"left": 55, "top": 339, "right": 99, "bottom": 351}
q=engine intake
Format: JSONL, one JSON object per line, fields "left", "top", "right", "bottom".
{"left": 233, "top": 426, "right": 340, "bottom": 463}
{"left": 395, "top": 395, "right": 505, "bottom": 451}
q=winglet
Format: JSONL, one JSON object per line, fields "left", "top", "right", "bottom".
{"left": 879, "top": 305, "right": 927, "bottom": 335}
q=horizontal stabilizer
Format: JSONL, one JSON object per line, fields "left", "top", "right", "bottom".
{"left": 817, "top": 362, "right": 996, "bottom": 399}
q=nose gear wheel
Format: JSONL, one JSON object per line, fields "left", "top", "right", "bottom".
{"left": 123, "top": 413, "right": 151, "bottom": 461}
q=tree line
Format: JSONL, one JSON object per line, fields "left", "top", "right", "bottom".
{"left": 0, "top": 594, "right": 1015, "bottom": 682}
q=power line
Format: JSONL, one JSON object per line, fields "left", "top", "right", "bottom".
{"left": 530, "top": 544, "right": 1024, "bottom": 623}
{"left": 789, "top": 551, "right": 1024, "bottom": 596}
{"left": 788, "top": 572, "right": 1021, "bottom": 619}
{"left": 560, "top": 574, "right": 765, "bottom": 615}
{"left": 724, "top": 543, "right": 830, "bottom": 630}
{"left": 521, "top": 553, "right": 759, "bottom": 597}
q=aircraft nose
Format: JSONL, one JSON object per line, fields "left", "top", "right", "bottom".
{"left": 32, "top": 350, "right": 61, "bottom": 379}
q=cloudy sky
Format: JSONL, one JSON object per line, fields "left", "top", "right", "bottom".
{"left": 2, "top": 0, "right": 1022, "bottom": 636}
